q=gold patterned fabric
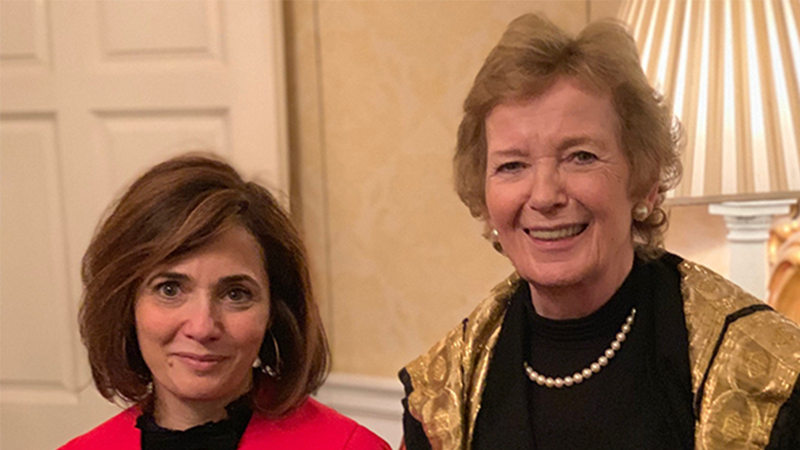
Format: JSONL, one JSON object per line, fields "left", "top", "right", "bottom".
{"left": 402, "top": 260, "right": 800, "bottom": 450}
{"left": 680, "top": 261, "right": 800, "bottom": 449}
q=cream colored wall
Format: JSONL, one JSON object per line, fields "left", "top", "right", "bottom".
{"left": 665, "top": 205, "right": 729, "bottom": 277}
{"left": 284, "top": 0, "right": 728, "bottom": 378}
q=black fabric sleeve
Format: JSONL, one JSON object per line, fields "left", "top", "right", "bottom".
{"left": 398, "top": 368, "right": 433, "bottom": 450}
{"left": 766, "top": 372, "right": 800, "bottom": 450}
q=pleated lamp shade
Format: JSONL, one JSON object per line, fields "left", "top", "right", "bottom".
{"left": 619, "top": 0, "right": 800, "bottom": 205}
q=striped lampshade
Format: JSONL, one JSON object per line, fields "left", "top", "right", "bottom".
{"left": 619, "top": 0, "right": 800, "bottom": 205}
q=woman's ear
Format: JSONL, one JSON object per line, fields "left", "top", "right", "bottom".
{"left": 483, "top": 219, "right": 495, "bottom": 238}
{"left": 644, "top": 182, "right": 660, "bottom": 211}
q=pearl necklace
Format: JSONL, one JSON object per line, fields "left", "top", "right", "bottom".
{"left": 523, "top": 307, "right": 636, "bottom": 388}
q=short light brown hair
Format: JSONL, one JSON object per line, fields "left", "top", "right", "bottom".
{"left": 80, "top": 153, "right": 328, "bottom": 416}
{"left": 455, "top": 14, "right": 682, "bottom": 258}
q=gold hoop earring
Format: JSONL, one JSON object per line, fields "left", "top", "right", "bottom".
{"left": 259, "top": 330, "right": 281, "bottom": 379}
{"left": 632, "top": 203, "right": 650, "bottom": 222}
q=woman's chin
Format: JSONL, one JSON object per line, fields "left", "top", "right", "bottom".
{"left": 156, "top": 374, "right": 250, "bottom": 406}
{"left": 522, "top": 269, "right": 585, "bottom": 290}
{"left": 513, "top": 253, "right": 593, "bottom": 289}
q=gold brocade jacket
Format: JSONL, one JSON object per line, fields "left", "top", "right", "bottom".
{"left": 402, "top": 260, "right": 800, "bottom": 450}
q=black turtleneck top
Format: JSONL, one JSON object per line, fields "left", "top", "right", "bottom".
{"left": 135, "top": 397, "right": 252, "bottom": 450}
{"left": 523, "top": 257, "right": 674, "bottom": 449}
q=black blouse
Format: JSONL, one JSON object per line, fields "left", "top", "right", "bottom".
{"left": 523, "top": 257, "right": 675, "bottom": 449}
{"left": 135, "top": 397, "right": 252, "bottom": 450}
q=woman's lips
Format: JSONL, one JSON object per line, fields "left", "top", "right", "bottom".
{"left": 524, "top": 223, "right": 587, "bottom": 241}
{"left": 173, "top": 352, "right": 227, "bottom": 371}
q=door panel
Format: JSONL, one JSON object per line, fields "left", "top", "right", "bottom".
{"left": 0, "top": 116, "right": 78, "bottom": 395}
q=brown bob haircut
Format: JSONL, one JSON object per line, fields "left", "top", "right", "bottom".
{"left": 80, "top": 153, "right": 328, "bottom": 416}
{"left": 455, "top": 14, "right": 682, "bottom": 258}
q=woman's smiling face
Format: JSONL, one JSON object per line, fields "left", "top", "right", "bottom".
{"left": 135, "top": 225, "right": 270, "bottom": 420}
{"left": 485, "top": 77, "right": 643, "bottom": 317}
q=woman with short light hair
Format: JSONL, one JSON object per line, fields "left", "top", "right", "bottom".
{"left": 400, "top": 14, "right": 800, "bottom": 450}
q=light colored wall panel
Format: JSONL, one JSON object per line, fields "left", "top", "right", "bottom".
{"left": 0, "top": 0, "right": 50, "bottom": 66}
{"left": 283, "top": 0, "right": 334, "bottom": 339}
{"left": 0, "top": 116, "right": 78, "bottom": 398}
{"left": 665, "top": 204, "right": 729, "bottom": 276}
{"left": 97, "top": 0, "right": 222, "bottom": 60}
{"left": 94, "top": 111, "right": 230, "bottom": 191}
{"left": 589, "top": 0, "right": 624, "bottom": 21}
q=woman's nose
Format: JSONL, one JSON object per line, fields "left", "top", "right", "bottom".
{"left": 182, "top": 297, "right": 222, "bottom": 342}
{"left": 527, "top": 163, "right": 567, "bottom": 213}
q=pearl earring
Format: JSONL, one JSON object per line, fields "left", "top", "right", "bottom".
{"left": 491, "top": 229, "right": 503, "bottom": 253}
{"left": 632, "top": 203, "right": 650, "bottom": 222}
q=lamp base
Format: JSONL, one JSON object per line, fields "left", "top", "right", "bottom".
{"left": 708, "top": 199, "right": 798, "bottom": 300}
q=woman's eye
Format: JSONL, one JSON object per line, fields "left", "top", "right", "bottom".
{"left": 156, "top": 282, "right": 181, "bottom": 298}
{"left": 496, "top": 161, "right": 525, "bottom": 173}
{"left": 226, "top": 288, "right": 252, "bottom": 302}
{"left": 570, "top": 151, "right": 598, "bottom": 164}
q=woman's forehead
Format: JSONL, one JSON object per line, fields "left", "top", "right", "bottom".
{"left": 143, "top": 225, "right": 267, "bottom": 281}
{"left": 486, "top": 80, "right": 620, "bottom": 148}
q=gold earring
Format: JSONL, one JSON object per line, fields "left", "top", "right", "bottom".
{"left": 260, "top": 331, "right": 281, "bottom": 378}
{"left": 633, "top": 203, "right": 650, "bottom": 222}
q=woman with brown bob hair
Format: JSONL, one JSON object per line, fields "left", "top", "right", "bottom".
{"left": 400, "top": 13, "right": 800, "bottom": 450}
{"left": 61, "top": 154, "right": 389, "bottom": 450}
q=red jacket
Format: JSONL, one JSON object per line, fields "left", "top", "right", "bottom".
{"left": 59, "top": 398, "right": 391, "bottom": 450}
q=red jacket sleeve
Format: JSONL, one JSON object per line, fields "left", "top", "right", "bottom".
{"left": 58, "top": 408, "right": 140, "bottom": 450}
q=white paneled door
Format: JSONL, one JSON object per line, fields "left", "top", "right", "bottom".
{"left": 0, "top": 1, "right": 288, "bottom": 448}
